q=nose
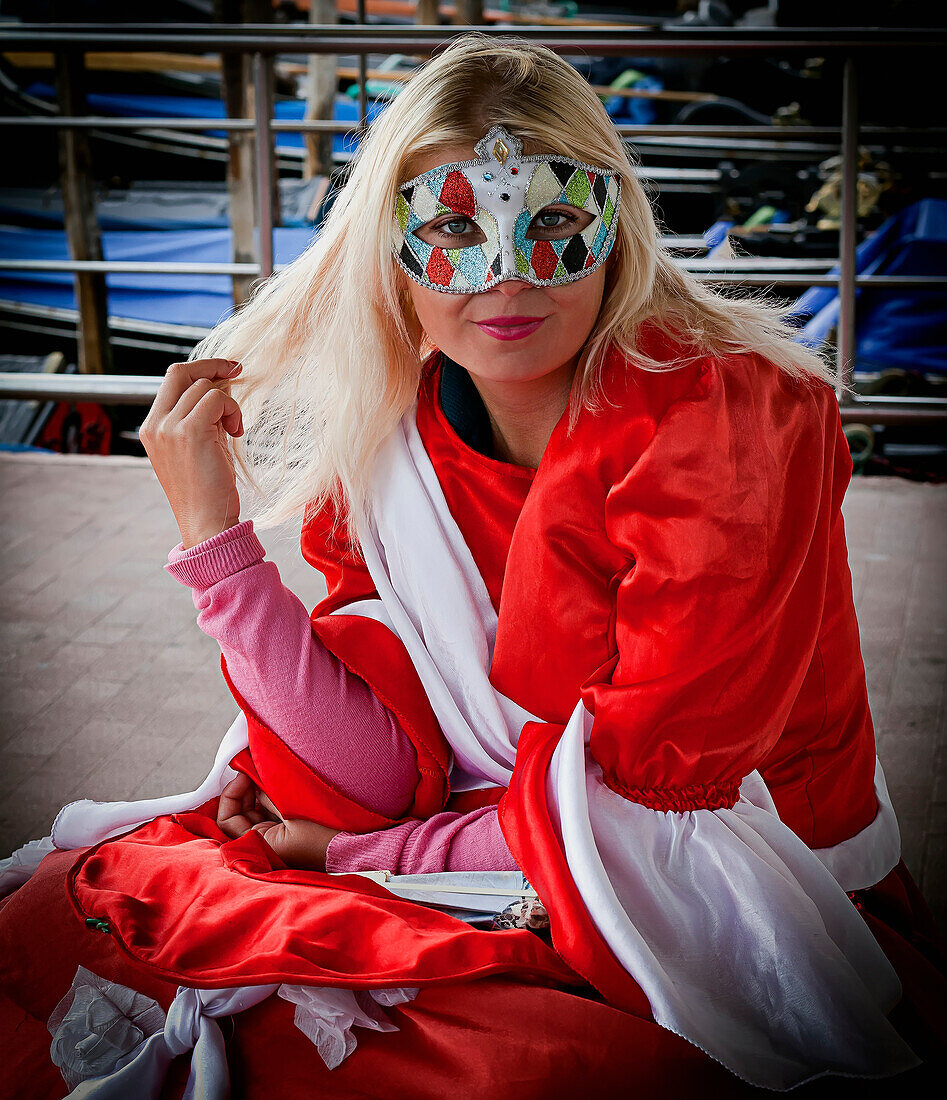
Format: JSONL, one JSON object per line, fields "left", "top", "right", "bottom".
{"left": 495, "top": 279, "right": 529, "bottom": 297}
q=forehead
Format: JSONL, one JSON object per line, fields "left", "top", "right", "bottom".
{"left": 403, "top": 138, "right": 572, "bottom": 184}
{"left": 405, "top": 143, "right": 479, "bottom": 180}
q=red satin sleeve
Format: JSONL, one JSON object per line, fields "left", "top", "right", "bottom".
{"left": 583, "top": 353, "right": 849, "bottom": 810}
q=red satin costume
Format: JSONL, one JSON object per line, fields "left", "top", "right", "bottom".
{"left": 1, "top": 330, "right": 944, "bottom": 1098}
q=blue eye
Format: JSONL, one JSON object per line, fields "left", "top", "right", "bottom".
{"left": 525, "top": 206, "right": 592, "bottom": 241}
{"left": 442, "top": 218, "right": 473, "bottom": 235}
{"left": 415, "top": 216, "right": 486, "bottom": 248}
{"left": 536, "top": 211, "right": 570, "bottom": 228}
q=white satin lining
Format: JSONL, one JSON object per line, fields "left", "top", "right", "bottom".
{"left": 813, "top": 757, "right": 901, "bottom": 892}
{"left": 348, "top": 408, "right": 918, "bottom": 1089}
{"left": 551, "top": 703, "right": 913, "bottom": 1088}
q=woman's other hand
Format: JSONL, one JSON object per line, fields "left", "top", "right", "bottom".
{"left": 216, "top": 771, "right": 270, "bottom": 836}
{"left": 216, "top": 772, "right": 340, "bottom": 872}
{"left": 250, "top": 817, "right": 341, "bottom": 873}
{"left": 139, "top": 358, "right": 245, "bottom": 549}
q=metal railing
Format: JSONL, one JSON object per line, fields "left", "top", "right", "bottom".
{"left": 1, "top": 22, "right": 945, "bottom": 425}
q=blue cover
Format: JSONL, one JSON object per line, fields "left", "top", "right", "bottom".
{"left": 0, "top": 226, "right": 316, "bottom": 329}
{"left": 789, "top": 199, "right": 947, "bottom": 375}
{"left": 25, "top": 85, "right": 386, "bottom": 156}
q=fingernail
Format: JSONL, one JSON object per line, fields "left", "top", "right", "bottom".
{"left": 227, "top": 361, "right": 242, "bottom": 374}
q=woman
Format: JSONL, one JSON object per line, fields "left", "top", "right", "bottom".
{"left": 1, "top": 34, "right": 942, "bottom": 1099}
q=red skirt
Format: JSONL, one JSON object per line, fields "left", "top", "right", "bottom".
{"left": 0, "top": 817, "right": 943, "bottom": 1100}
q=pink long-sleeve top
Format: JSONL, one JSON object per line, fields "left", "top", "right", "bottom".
{"left": 165, "top": 520, "right": 516, "bottom": 875}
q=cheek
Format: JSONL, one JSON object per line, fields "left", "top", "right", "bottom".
{"left": 409, "top": 284, "right": 469, "bottom": 346}
{"left": 551, "top": 272, "right": 607, "bottom": 335}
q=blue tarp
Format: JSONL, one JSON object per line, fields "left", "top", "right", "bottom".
{"left": 25, "top": 85, "right": 387, "bottom": 156}
{"left": 790, "top": 199, "right": 947, "bottom": 375}
{"left": 2, "top": 192, "right": 944, "bottom": 371}
{"left": 0, "top": 226, "right": 316, "bottom": 329}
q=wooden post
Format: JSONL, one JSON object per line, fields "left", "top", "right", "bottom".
{"left": 243, "top": 0, "right": 281, "bottom": 236}
{"left": 217, "top": 0, "right": 280, "bottom": 304}
{"left": 253, "top": 52, "right": 275, "bottom": 279}
{"left": 54, "top": 51, "right": 111, "bottom": 375}
{"left": 417, "top": 0, "right": 439, "bottom": 25}
{"left": 217, "top": 0, "right": 255, "bottom": 306}
{"left": 303, "top": 0, "right": 336, "bottom": 179}
{"left": 837, "top": 58, "right": 859, "bottom": 404}
{"left": 453, "top": 0, "right": 483, "bottom": 24}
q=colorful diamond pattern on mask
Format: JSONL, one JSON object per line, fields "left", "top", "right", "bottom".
{"left": 394, "top": 147, "right": 620, "bottom": 292}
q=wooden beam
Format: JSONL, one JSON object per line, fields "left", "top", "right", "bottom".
{"left": 4, "top": 51, "right": 222, "bottom": 75}
{"left": 416, "top": 0, "right": 439, "bottom": 24}
{"left": 304, "top": 0, "right": 336, "bottom": 178}
{"left": 244, "top": 0, "right": 280, "bottom": 234}
{"left": 217, "top": 0, "right": 255, "bottom": 306}
{"left": 54, "top": 51, "right": 111, "bottom": 376}
{"left": 452, "top": 0, "right": 483, "bottom": 25}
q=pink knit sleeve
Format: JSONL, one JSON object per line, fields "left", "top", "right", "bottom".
{"left": 165, "top": 520, "right": 419, "bottom": 819}
{"left": 325, "top": 805, "right": 517, "bottom": 875}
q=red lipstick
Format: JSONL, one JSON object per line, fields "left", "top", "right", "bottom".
{"left": 474, "top": 315, "right": 546, "bottom": 341}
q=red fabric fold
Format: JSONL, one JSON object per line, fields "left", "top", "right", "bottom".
{"left": 65, "top": 811, "right": 577, "bottom": 992}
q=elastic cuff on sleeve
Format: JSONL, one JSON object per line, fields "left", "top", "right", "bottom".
{"left": 165, "top": 519, "right": 265, "bottom": 588}
{"left": 325, "top": 822, "right": 418, "bottom": 875}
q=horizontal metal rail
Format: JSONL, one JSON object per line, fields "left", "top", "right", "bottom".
{"left": 3, "top": 22, "right": 944, "bottom": 416}
{"left": 4, "top": 373, "right": 944, "bottom": 427}
{"left": 3, "top": 25, "right": 945, "bottom": 55}
{"left": 0, "top": 259, "right": 261, "bottom": 274}
{"left": 1, "top": 116, "right": 356, "bottom": 133}
{"left": 4, "top": 117, "right": 946, "bottom": 143}
{"left": 0, "top": 372, "right": 160, "bottom": 404}
{"left": 4, "top": 258, "right": 946, "bottom": 288}
{"left": 0, "top": 297, "right": 210, "bottom": 341}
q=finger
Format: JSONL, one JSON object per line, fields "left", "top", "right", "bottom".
{"left": 173, "top": 378, "right": 243, "bottom": 429}
{"left": 218, "top": 813, "right": 252, "bottom": 838}
{"left": 180, "top": 386, "right": 244, "bottom": 436}
{"left": 217, "top": 773, "right": 254, "bottom": 824}
{"left": 148, "top": 358, "right": 242, "bottom": 423}
{"left": 220, "top": 403, "right": 244, "bottom": 438}
{"left": 223, "top": 772, "right": 253, "bottom": 797}
{"left": 251, "top": 821, "right": 281, "bottom": 846}
{"left": 256, "top": 790, "right": 281, "bottom": 820}
{"left": 243, "top": 805, "right": 269, "bottom": 826}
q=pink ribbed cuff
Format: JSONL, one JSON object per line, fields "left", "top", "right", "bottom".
{"left": 325, "top": 824, "right": 417, "bottom": 875}
{"left": 165, "top": 519, "right": 265, "bottom": 589}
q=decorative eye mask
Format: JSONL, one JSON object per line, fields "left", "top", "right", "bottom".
{"left": 393, "top": 126, "right": 621, "bottom": 294}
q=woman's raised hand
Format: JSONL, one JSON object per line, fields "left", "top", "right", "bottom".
{"left": 139, "top": 358, "right": 245, "bottom": 549}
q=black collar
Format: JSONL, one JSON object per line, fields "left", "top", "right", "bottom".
{"left": 438, "top": 355, "right": 495, "bottom": 459}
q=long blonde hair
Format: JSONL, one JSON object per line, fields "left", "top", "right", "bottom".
{"left": 192, "top": 33, "right": 831, "bottom": 535}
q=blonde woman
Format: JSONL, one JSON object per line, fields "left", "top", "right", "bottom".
{"left": 1, "top": 34, "right": 942, "bottom": 1099}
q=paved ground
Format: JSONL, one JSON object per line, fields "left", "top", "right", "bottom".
{"left": 1, "top": 451, "right": 945, "bottom": 927}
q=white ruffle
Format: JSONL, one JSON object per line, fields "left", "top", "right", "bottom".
{"left": 0, "top": 834, "right": 55, "bottom": 899}
{"left": 48, "top": 971, "right": 276, "bottom": 1100}
{"left": 45, "top": 968, "right": 418, "bottom": 1097}
{"left": 350, "top": 409, "right": 919, "bottom": 1089}
{"left": 278, "top": 985, "right": 417, "bottom": 1070}
{"left": 550, "top": 703, "right": 916, "bottom": 1089}
{"left": 813, "top": 757, "right": 901, "bottom": 892}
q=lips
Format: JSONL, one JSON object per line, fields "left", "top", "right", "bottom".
{"left": 474, "top": 315, "right": 546, "bottom": 341}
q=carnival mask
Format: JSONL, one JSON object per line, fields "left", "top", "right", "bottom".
{"left": 393, "top": 126, "right": 621, "bottom": 294}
